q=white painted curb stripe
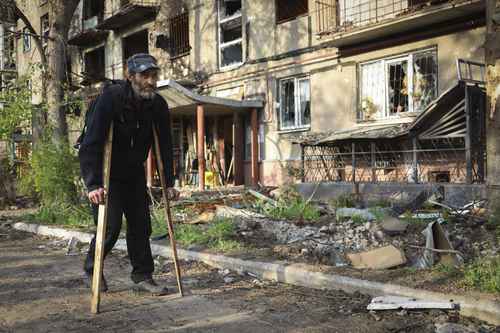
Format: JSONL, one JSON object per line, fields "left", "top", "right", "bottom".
{"left": 12, "top": 222, "right": 500, "bottom": 325}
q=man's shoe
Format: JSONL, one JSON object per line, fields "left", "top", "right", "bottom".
{"left": 84, "top": 272, "right": 108, "bottom": 292}
{"left": 133, "top": 278, "right": 168, "bottom": 296}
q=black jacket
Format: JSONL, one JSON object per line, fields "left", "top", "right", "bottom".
{"left": 78, "top": 80, "right": 174, "bottom": 191}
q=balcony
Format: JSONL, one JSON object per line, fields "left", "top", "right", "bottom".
{"left": 97, "top": 0, "right": 159, "bottom": 31}
{"left": 315, "top": 0, "right": 485, "bottom": 47}
{"left": 68, "top": 14, "right": 109, "bottom": 46}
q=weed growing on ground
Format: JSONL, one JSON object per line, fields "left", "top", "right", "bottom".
{"left": 254, "top": 186, "right": 321, "bottom": 222}
{"left": 329, "top": 193, "right": 356, "bottom": 209}
{"left": 32, "top": 203, "right": 93, "bottom": 229}
{"left": 367, "top": 207, "right": 387, "bottom": 223}
{"left": 463, "top": 256, "right": 500, "bottom": 293}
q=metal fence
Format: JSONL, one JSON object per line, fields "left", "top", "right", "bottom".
{"left": 301, "top": 137, "right": 484, "bottom": 184}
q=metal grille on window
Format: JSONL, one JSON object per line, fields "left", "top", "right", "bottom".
{"left": 387, "top": 59, "right": 408, "bottom": 114}
{"left": 168, "top": 12, "right": 190, "bottom": 58}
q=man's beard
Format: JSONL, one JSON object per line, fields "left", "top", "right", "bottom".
{"left": 131, "top": 81, "right": 155, "bottom": 100}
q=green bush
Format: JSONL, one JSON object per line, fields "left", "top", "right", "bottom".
{"left": 29, "top": 138, "right": 80, "bottom": 206}
{"left": 463, "top": 256, "right": 500, "bottom": 293}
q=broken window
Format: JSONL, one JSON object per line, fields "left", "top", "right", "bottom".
{"left": 123, "top": 29, "right": 149, "bottom": 73}
{"left": 218, "top": 0, "right": 243, "bottom": 68}
{"left": 167, "top": 12, "right": 190, "bottom": 58}
{"left": 276, "top": 0, "right": 308, "bottom": 24}
{"left": 40, "top": 14, "right": 49, "bottom": 51}
{"left": 359, "top": 49, "right": 437, "bottom": 120}
{"left": 0, "top": 24, "right": 16, "bottom": 71}
{"left": 83, "top": 0, "right": 104, "bottom": 29}
{"left": 84, "top": 46, "right": 105, "bottom": 83}
{"left": 387, "top": 58, "right": 409, "bottom": 114}
{"left": 278, "top": 77, "right": 311, "bottom": 130}
{"left": 22, "top": 27, "right": 31, "bottom": 53}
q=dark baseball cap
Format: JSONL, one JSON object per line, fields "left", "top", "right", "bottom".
{"left": 127, "top": 53, "right": 160, "bottom": 73}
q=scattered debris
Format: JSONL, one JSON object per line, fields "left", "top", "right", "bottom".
{"left": 367, "top": 296, "right": 457, "bottom": 311}
{"left": 65, "top": 237, "right": 79, "bottom": 256}
{"left": 186, "top": 211, "right": 215, "bottom": 224}
{"left": 215, "top": 205, "right": 266, "bottom": 220}
{"left": 248, "top": 189, "right": 278, "bottom": 207}
{"left": 415, "top": 221, "right": 462, "bottom": 269}
{"left": 380, "top": 216, "right": 408, "bottom": 235}
{"left": 347, "top": 245, "right": 407, "bottom": 269}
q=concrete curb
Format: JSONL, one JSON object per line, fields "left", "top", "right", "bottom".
{"left": 12, "top": 222, "right": 500, "bottom": 326}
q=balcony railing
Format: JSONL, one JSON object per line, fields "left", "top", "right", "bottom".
{"left": 316, "top": 0, "right": 455, "bottom": 35}
{"left": 107, "top": 0, "right": 159, "bottom": 17}
{"left": 99, "top": 0, "right": 159, "bottom": 30}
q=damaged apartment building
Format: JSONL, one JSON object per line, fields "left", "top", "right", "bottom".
{"left": 65, "top": 0, "right": 487, "bottom": 194}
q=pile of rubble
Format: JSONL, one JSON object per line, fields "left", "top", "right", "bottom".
{"left": 213, "top": 189, "right": 498, "bottom": 271}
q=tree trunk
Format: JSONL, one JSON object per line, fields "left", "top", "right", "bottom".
{"left": 486, "top": 0, "right": 500, "bottom": 208}
{"left": 46, "top": 0, "right": 79, "bottom": 144}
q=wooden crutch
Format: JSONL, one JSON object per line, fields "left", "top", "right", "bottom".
{"left": 91, "top": 123, "right": 114, "bottom": 314}
{"left": 152, "top": 126, "right": 184, "bottom": 296}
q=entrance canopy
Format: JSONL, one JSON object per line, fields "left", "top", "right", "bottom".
{"left": 156, "top": 79, "right": 264, "bottom": 115}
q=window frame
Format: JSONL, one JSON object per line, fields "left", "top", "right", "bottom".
{"left": 358, "top": 48, "right": 438, "bottom": 120}
{"left": 168, "top": 11, "right": 190, "bottom": 59}
{"left": 217, "top": 0, "right": 244, "bottom": 70}
{"left": 278, "top": 76, "right": 311, "bottom": 131}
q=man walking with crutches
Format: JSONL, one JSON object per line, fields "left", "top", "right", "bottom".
{"left": 79, "top": 53, "right": 179, "bottom": 296}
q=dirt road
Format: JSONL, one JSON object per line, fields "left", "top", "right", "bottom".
{"left": 0, "top": 220, "right": 496, "bottom": 333}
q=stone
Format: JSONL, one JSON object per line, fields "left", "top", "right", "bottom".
{"left": 434, "top": 323, "right": 477, "bottom": 333}
{"left": 380, "top": 216, "right": 408, "bottom": 235}
{"left": 347, "top": 245, "right": 407, "bottom": 269}
{"left": 223, "top": 276, "right": 236, "bottom": 284}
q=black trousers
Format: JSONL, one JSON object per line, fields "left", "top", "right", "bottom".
{"left": 84, "top": 174, "right": 154, "bottom": 283}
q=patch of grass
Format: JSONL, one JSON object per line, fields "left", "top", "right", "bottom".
{"left": 434, "top": 263, "right": 461, "bottom": 276}
{"left": 254, "top": 187, "right": 321, "bottom": 222}
{"left": 485, "top": 203, "right": 500, "bottom": 238}
{"left": 167, "top": 218, "right": 242, "bottom": 252}
{"left": 351, "top": 214, "right": 367, "bottom": 224}
{"left": 463, "top": 256, "right": 500, "bottom": 293}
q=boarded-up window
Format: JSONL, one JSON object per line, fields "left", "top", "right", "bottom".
{"left": 276, "top": 0, "right": 308, "bottom": 23}
{"left": 359, "top": 48, "right": 437, "bottom": 120}
{"left": 168, "top": 12, "right": 190, "bottom": 58}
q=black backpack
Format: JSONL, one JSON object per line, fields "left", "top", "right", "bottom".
{"left": 74, "top": 79, "right": 126, "bottom": 149}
